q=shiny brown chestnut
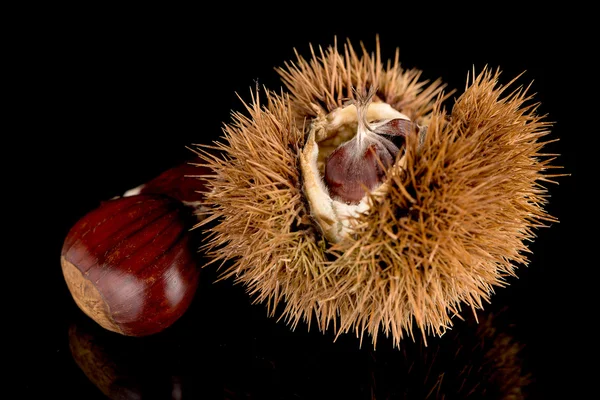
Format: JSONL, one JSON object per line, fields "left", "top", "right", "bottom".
{"left": 61, "top": 194, "right": 200, "bottom": 336}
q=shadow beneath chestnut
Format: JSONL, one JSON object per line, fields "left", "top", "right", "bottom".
{"left": 68, "top": 263, "right": 532, "bottom": 400}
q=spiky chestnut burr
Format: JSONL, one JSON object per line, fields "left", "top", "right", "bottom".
{"left": 61, "top": 162, "right": 208, "bottom": 336}
{"left": 196, "top": 38, "right": 560, "bottom": 347}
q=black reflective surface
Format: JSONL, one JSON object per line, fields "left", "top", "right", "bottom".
{"left": 64, "top": 280, "right": 531, "bottom": 399}
{"left": 19, "top": 6, "right": 591, "bottom": 399}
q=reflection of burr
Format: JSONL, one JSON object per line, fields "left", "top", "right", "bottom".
{"left": 392, "top": 310, "right": 531, "bottom": 399}
{"left": 196, "top": 37, "right": 560, "bottom": 347}
{"left": 219, "top": 309, "right": 531, "bottom": 399}
{"left": 217, "top": 308, "right": 530, "bottom": 399}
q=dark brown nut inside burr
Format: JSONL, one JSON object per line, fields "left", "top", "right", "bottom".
{"left": 323, "top": 93, "right": 416, "bottom": 204}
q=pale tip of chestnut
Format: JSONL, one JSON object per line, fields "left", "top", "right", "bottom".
{"left": 61, "top": 257, "right": 123, "bottom": 334}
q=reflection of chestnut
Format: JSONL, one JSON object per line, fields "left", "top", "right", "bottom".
{"left": 61, "top": 194, "right": 200, "bottom": 336}
{"left": 68, "top": 318, "right": 186, "bottom": 399}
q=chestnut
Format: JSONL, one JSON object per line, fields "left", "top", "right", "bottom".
{"left": 61, "top": 194, "right": 201, "bottom": 336}
{"left": 324, "top": 88, "right": 416, "bottom": 204}
{"left": 123, "top": 161, "right": 207, "bottom": 206}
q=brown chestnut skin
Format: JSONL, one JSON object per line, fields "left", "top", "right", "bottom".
{"left": 324, "top": 118, "right": 415, "bottom": 204}
{"left": 61, "top": 194, "right": 200, "bottom": 336}
{"left": 325, "top": 141, "right": 394, "bottom": 204}
{"left": 132, "top": 161, "right": 209, "bottom": 204}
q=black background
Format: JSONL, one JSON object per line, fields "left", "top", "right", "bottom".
{"left": 12, "top": 5, "right": 594, "bottom": 399}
